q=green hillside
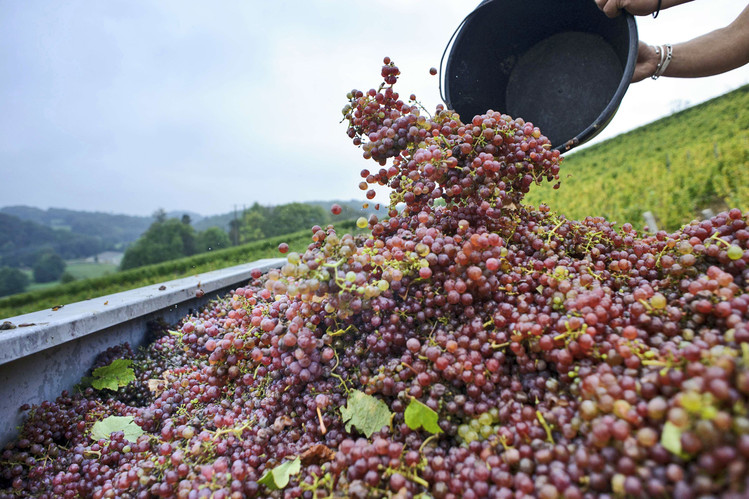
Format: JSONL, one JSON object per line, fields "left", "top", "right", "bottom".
{"left": 525, "top": 85, "right": 749, "bottom": 231}
{"left": 0, "top": 213, "right": 105, "bottom": 267}
{"left": 0, "top": 206, "right": 152, "bottom": 249}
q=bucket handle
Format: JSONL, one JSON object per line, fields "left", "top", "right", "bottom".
{"left": 439, "top": 7, "right": 482, "bottom": 106}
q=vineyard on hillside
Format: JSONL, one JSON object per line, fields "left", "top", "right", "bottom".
{"left": 525, "top": 85, "right": 749, "bottom": 231}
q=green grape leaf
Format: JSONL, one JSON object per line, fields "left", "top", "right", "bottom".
{"left": 661, "top": 421, "right": 684, "bottom": 456}
{"left": 91, "top": 416, "right": 144, "bottom": 443}
{"left": 91, "top": 359, "right": 135, "bottom": 391}
{"left": 258, "top": 457, "right": 301, "bottom": 490}
{"left": 404, "top": 398, "right": 442, "bottom": 434}
{"left": 339, "top": 390, "right": 392, "bottom": 438}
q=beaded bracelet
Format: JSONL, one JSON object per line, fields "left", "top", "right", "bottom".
{"left": 651, "top": 43, "right": 673, "bottom": 79}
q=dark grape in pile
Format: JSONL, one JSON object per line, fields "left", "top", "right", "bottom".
{"left": 1, "top": 59, "right": 748, "bottom": 498}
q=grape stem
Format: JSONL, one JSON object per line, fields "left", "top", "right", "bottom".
{"left": 535, "top": 410, "right": 555, "bottom": 445}
{"left": 708, "top": 232, "right": 732, "bottom": 247}
{"left": 316, "top": 406, "right": 327, "bottom": 435}
{"left": 328, "top": 324, "right": 355, "bottom": 337}
{"left": 546, "top": 220, "right": 565, "bottom": 243}
{"left": 212, "top": 421, "right": 253, "bottom": 439}
{"left": 330, "top": 350, "right": 349, "bottom": 393}
{"left": 383, "top": 464, "right": 430, "bottom": 489}
{"left": 586, "top": 267, "right": 604, "bottom": 282}
{"left": 641, "top": 360, "right": 669, "bottom": 367}
{"left": 300, "top": 472, "right": 334, "bottom": 499}
{"left": 168, "top": 329, "right": 184, "bottom": 340}
{"left": 400, "top": 362, "right": 419, "bottom": 376}
{"left": 418, "top": 434, "right": 439, "bottom": 454}
{"left": 637, "top": 299, "right": 654, "bottom": 312}
{"left": 498, "top": 434, "right": 511, "bottom": 451}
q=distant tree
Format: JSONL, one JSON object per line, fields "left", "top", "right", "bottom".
{"left": 266, "top": 203, "right": 327, "bottom": 237}
{"left": 0, "top": 266, "right": 29, "bottom": 297}
{"left": 196, "top": 227, "right": 231, "bottom": 252}
{"left": 120, "top": 218, "right": 197, "bottom": 270}
{"left": 152, "top": 209, "right": 167, "bottom": 223}
{"left": 239, "top": 209, "right": 266, "bottom": 244}
{"left": 60, "top": 271, "right": 76, "bottom": 284}
{"left": 0, "top": 213, "right": 103, "bottom": 267}
{"left": 181, "top": 214, "right": 192, "bottom": 225}
{"left": 33, "top": 252, "right": 66, "bottom": 283}
{"left": 235, "top": 202, "right": 329, "bottom": 244}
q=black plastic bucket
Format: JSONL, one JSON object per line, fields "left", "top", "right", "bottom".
{"left": 441, "top": 0, "right": 638, "bottom": 152}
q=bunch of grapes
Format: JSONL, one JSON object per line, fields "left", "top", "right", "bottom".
{"left": 1, "top": 59, "right": 748, "bottom": 498}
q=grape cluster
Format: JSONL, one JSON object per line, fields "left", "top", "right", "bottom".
{"left": 1, "top": 59, "right": 748, "bottom": 498}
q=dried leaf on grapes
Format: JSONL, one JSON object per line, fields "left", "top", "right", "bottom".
{"left": 147, "top": 379, "right": 166, "bottom": 395}
{"left": 299, "top": 444, "right": 335, "bottom": 465}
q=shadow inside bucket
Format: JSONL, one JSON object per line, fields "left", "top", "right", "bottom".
{"left": 506, "top": 32, "right": 623, "bottom": 147}
{"left": 443, "top": 0, "right": 637, "bottom": 152}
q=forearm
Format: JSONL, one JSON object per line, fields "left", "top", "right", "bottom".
{"left": 596, "top": 0, "right": 693, "bottom": 18}
{"left": 661, "top": 0, "right": 693, "bottom": 10}
{"left": 663, "top": 6, "right": 749, "bottom": 77}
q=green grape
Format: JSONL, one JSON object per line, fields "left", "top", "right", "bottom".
{"left": 287, "top": 252, "right": 301, "bottom": 265}
{"left": 681, "top": 391, "right": 702, "bottom": 413}
{"left": 464, "top": 430, "right": 479, "bottom": 443}
{"left": 478, "top": 412, "right": 493, "bottom": 427}
{"left": 457, "top": 424, "right": 470, "bottom": 438}
{"left": 727, "top": 245, "right": 743, "bottom": 260}
{"left": 650, "top": 293, "right": 667, "bottom": 309}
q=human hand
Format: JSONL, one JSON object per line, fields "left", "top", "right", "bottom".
{"left": 631, "top": 41, "right": 660, "bottom": 82}
{"left": 594, "top": 0, "right": 660, "bottom": 18}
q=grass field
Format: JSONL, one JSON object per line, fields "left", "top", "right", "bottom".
{"left": 23, "top": 278, "right": 58, "bottom": 293}
{"left": 19, "top": 261, "right": 119, "bottom": 293}
{"left": 65, "top": 261, "right": 119, "bottom": 280}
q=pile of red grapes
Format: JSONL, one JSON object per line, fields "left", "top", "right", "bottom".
{"left": 2, "top": 59, "right": 748, "bottom": 498}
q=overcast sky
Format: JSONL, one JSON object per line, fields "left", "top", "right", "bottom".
{"left": 1, "top": 1, "right": 747, "bottom": 217}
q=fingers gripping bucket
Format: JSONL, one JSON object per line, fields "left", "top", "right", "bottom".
{"left": 441, "top": 0, "right": 638, "bottom": 153}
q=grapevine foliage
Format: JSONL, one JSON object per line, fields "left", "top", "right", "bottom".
{"left": 258, "top": 458, "right": 302, "bottom": 491}
{"left": 90, "top": 359, "right": 136, "bottom": 391}
{"left": 404, "top": 398, "right": 441, "bottom": 435}
{"left": 90, "top": 416, "right": 144, "bottom": 443}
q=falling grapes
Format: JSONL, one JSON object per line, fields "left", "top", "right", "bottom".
{"left": 1, "top": 59, "right": 748, "bottom": 499}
